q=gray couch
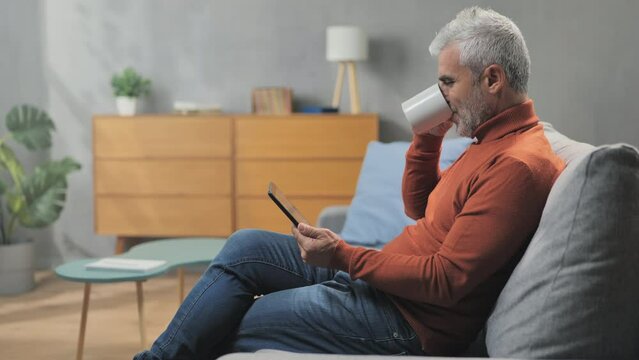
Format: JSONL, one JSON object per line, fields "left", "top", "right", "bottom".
{"left": 221, "top": 123, "right": 639, "bottom": 360}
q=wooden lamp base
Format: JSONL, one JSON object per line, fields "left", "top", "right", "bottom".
{"left": 331, "top": 61, "right": 361, "bottom": 114}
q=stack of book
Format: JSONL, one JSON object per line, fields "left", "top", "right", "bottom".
{"left": 173, "top": 101, "right": 222, "bottom": 115}
{"left": 252, "top": 87, "right": 293, "bottom": 115}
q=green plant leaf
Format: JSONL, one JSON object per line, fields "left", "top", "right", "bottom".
{"left": 37, "top": 157, "right": 82, "bottom": 183}
{"left": 8, "top": 158, "right": 81, "bottom": 228}
{"left": 111, "top": 67, "right": 151, "bottom": 97}
{"left": 6, "top": 191, "right": 24, "bottom": 216}
{"left": 11, "top": 172, "right": 65, "bottom": 228}
{"left": 0, "top": 143, "right": 25, "bottom": 187}
{"left": 0, "top": 179, "right": 6, "bottom": 196}
{"left": 6, "top": 105, "right": 55, "bottom": 150}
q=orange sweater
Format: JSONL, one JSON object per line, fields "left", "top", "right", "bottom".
{"left": 330, "top": 100, "right": 565, "bottom": 355}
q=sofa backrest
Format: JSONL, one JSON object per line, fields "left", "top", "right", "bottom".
{"left": 486, "top": 124, "right": 639, "bottom": 359}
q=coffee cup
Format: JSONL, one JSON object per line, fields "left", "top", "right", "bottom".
{"left": 401, "top": 83, "right": 453, "bottom": 134}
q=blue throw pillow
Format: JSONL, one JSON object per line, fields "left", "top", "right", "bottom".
{"left": 340, "top": 137, "right": 472, "bottom": 247}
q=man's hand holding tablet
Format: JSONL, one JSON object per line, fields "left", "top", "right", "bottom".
{"left": 292, "top": 223, "right": 341, "bottom": 267}
{"left": 268, "top": 182, "right": 341, "bottom": 267}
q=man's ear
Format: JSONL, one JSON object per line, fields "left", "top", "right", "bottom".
{"left": 482, "top": 64, "right": 506, "bottom": 94}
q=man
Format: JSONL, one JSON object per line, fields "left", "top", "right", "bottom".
{"left": 135, "top": 7, "right": 564, "bottom": 359}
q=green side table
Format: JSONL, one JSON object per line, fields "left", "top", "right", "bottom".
{"left": 55, "top": 238, "right": 226, "bottom": 360}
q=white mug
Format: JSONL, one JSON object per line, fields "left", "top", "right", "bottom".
{"left": 401, "top": 83, "right": 452, "bottom": 134}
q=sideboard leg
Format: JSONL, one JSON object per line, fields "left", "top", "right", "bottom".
{"left": 115, "top": 236, "right": 128, "bottom": 254}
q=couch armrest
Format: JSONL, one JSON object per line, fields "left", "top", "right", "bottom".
{"left": 220, "top": 351, "right": 497, "bottom": 359}
{"left": 316, "top": 205, "right": 349, "bottom": 233}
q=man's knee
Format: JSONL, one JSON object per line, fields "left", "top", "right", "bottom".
{"left": 212, "top": 229, "right": 278, "bottom": 265}
{"left": 229, "top": 229, "right": 264, "bottom": 245}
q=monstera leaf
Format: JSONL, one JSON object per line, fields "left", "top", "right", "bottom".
{"left": 8, "top": 158, "right": 81, "bottom": 228}
{"left": 36, "top": 157, "right": 81, "bottom": 183}
{"left": 0, "top": 142, "right": 25, "bottom": 187}
{"left": 6, "top": 104, "right": 55, "bottom": 150}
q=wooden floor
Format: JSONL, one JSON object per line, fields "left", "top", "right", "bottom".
{"left": 0, "top": 270, "right": 201, "bottom": 360}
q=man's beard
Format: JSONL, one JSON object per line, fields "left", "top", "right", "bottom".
{"left": 454, "top": 84, "right": 494, "bottom": 137}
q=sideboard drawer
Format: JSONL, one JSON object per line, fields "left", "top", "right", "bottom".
{"left": 96, "top": 196, "right": 232, "bottom": 236}
{"left": 95, "top": 159, "right": 231, "bottom": 195}
{"left": 236, "top": 197, "right": 351, "bottom": 233}
{"left": 234, "top": 115, "right": 378, "bottom": 159}
{"left": 235, "top": 160, "right": 361, "bottom": 197}
{"left": 94, "top": 116, "right": 232, "bottom": 158}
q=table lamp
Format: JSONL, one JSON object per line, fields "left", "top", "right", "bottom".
{"left": 326, "top": 26, "right": 368, "bottom": 114}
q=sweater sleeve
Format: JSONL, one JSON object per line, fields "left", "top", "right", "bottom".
{"left": 331, "top": 157, "right": 550, "bottom": 307}
{"left": 402, "top": 134, "right": 444, "bottom": 220}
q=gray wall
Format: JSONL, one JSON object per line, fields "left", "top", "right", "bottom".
{"left": 2, "top": 0, "right": 637, "bottom": 266}
{"left": 0, "top": 1, "right": 55, "bottom": 267}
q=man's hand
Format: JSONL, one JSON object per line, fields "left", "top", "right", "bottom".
{"left": 291, "top": 223, "right": 341, "bottom": 267}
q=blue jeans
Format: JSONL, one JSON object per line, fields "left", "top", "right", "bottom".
{"left": 133, "top": 229, "right": 423, "bottom": 359}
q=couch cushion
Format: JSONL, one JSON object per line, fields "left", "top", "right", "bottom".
{"left": 541, "top": 122, "right": 595, "bottom": 164}
{"left": 339, "top": 138, "right": 471, "bottom": 247}
{"left": 486, "top": 143, "right": 639, "bottom": 359}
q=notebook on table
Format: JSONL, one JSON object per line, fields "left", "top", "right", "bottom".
{"left": 85, "top": 258, "right": 167, "bottom": 273}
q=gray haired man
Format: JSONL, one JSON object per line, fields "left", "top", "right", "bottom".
{"left": 134, "top": 7, "right": 564, "bottom": 359}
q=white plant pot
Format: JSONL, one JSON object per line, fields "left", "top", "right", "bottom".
{"left": 116, "top": 96, "right": 138, "bottom": 116}
{"left": 0, "top": 241, "right": 35, "bottom": 295}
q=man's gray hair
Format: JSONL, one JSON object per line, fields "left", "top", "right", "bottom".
{"left": 429, "top": 7, "right": 530, "bottom": 94}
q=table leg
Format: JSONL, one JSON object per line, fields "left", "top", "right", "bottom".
{"left": 178, "top": 268, "right": 185, "bottom": 303}
{"left": 135, "top": 281, "right": 147, "bottom": 349}
{"left": 76, "top": 283, "right": 91, "bottom": 360}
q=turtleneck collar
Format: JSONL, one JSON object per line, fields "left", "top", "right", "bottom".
{"left": 471, "top": 99, "right": 538, "bottom": 143}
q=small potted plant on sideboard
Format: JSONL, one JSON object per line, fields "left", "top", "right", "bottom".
{"left": 111, "top": 67, "right": 151, "bottom": 116}
{"left": 0, "top": 105, "right": 81, "bottom": 295}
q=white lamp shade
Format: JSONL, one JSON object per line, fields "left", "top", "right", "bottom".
{"left": 326, "top": 26, "right": 368, "bottom": 62}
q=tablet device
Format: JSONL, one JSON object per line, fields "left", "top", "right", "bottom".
{"left": 267, "top": 182, "right": 309, "bottom": 227}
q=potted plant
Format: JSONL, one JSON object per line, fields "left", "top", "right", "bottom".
{"left": 111, "top": 67, "right": 151, "bottom": 116}
{"left": 0, "top": 105, "right": 81, "bottom": 295}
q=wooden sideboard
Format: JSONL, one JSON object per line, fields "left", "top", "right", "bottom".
{"left": 93, "top": 113, "right": 378, "bottom": 252}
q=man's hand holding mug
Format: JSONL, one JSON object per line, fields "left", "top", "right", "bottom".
{"left": 402, "top": 84, "right": 453, "bottom": 137}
